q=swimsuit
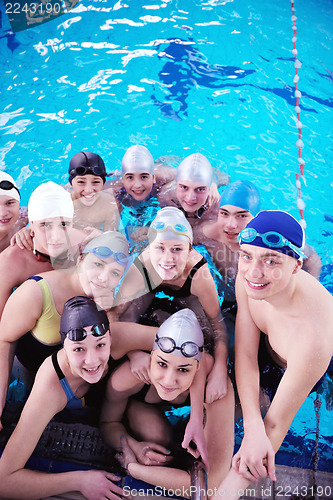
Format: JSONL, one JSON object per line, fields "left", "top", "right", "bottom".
{"left": 133, "top": 255, "right": 207, "bottom": 297}
{"left": 15, "top": 276, "right": 62, "bottom": 373}
{"left": 52, "top": 351, "right": 83, "bottom": 409}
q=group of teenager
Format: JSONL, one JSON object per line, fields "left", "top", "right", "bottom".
{"left": 0, "top": 144, "right": 331, "bottom": 500}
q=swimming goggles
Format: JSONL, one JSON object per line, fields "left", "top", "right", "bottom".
{"left": 69, "top": 165, "right": 106, "bottom": 177}
{"left": 63, "top": 322, "right": 109, "bottom": 342}
{"left": 0, "top": 180, "right": 20, "bottom": 197}
{"left": 83, "top": 246, "right": 128, "bottom": 266}
{"left": 155, "top": 334, "right": 203, "bottom": 358}
{"left": 238, "top": 228, "right": 307, "bottom": 259}
{"left": 150, "top": 221, "right": 190, "bottom": 238}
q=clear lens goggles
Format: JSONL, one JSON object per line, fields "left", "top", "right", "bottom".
{"left": 238, "top": 228, "right": 307, "bottom": 259}
{"left": 63, "top": 323, "right": 109, "bottom": 342}
{"left": 155, "top": 334, "right": 203, "bottom": 358}
{"left": 83, "top": 246, "right": 127, "bottom": 266}
{"left": 0, "top": 180, "right": 20, "bottom": 197}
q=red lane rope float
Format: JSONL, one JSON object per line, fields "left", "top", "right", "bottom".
{"left": 291, "top": 0, "right": 306, "bottom": 229}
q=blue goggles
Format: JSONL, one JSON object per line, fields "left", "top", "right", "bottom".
{"left": 83, "top": 246, "right": 128, "bottom": 266}
{"left": 238, "top": 228, "right": 307, "bottom": 259}
{"left": 150, "top": 221, "right": 190, "bottom": 237}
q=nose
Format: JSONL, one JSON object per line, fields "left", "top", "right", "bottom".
{"left": 161, "top": 368, "right": 176, "bottom": 388}
{"left": 184, "top": 189, "right": 196, "bottom": 202}
{"left": 84, "top": 348, "right": 98, "bottom": 366}
{"left": 225, "top": 216, "right": 238, "bottom": 230}
{"left": 83, "top": 184, "right": 94, "bottom": 194}
{"left": 97, "top": 266, "right": 110, "bottom": 284}
{"left": 161, "top": 248, "right": 174, "bottom": 263}
{"left": 47, "top": 225, "right": 63, "bottom": 242}
{"left": 247, "top": 259, "right": 264, "bottom": 280}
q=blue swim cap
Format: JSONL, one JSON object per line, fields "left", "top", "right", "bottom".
{"left": 239, "top": 210, "right": 306, "bottom": 260}
{"left": 220, "top": 180, "right": 261, "bottom": 216}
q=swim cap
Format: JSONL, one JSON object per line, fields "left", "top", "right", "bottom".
{"left": 28, "top": 181, "right": 74, "bottom": 222}
{"left": 60, "top": 296, "right": 109, "bottom": 344}
{"left": 220, "top": 180, "right": 261, "bottom": 216}
{"left": 148, "top": 207, "right": 193, "bottom": 245}
{"left": 69, "top": 152, "right": 106, "bottom": 184}
{"left": 0, "top": 172, "right": 20, "bottom": 202}
{"left": 153, "top": 309, "right": 204, "bottom": 361}
{"left": 176, "top": 153, "right": 214, "bottom": 188}
{"left": 82, "top": 231, "right": 129, "bottom": 267}
{"left": 121, "top": 145, "right": 155, "bottom": 176}
{"left": 239, "top": 210, "right": 306, "bottom": 260}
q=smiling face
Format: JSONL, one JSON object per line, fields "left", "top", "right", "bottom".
{"left": 149, "top": 349, "right": 198, "bottom": 401}
{"left": 30, "top": 217, "right": 73, "bottom": 257}
{"left": 0, "top": 195, "right": 20, "bottom": 235}
{"left": 176, "top": 180, "right": 209, "bottom": 214}
{"left": 79, "top": 252, "right": 125, "bottom": 306}
{"left": 238, "top": 244, "right": 301, "bottom": 300}
{"left": 64, "top": 328, "right": 111, "bottom": 383}
{"left": 71, "top": 174, "right": 104, "bottom": 206}
{"left": 218, "top": 205, "right": 253, "bottom": 249}
{"left": 122, "top": 172, "right": 155, "bottom": 201}
{"left": 149, "top": 239, "right": 190, "bottom": 281}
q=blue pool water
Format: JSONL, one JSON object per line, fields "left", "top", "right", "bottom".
{"left": 0, "top": 0, "right": 332, "bottom": 473}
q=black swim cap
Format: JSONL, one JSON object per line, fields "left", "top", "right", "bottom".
{"left": 60, "top": 296, "right": 109, "bottom": 344}
{"left": 69, "top": 152, "right": 106, "bottom": 184}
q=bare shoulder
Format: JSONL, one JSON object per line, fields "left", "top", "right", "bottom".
{"left": 0, "top": 245, "right": 37, "bottom": 285}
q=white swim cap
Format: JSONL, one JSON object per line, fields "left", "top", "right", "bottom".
{"left": 121, "top": 145, "right": 155, "bottom": 176}
{"left": 148, "top": 207, "right": 193, "bottom": 245}
{"left": 176, "top": 153, "right": 214, "bottom": 188}
{"left": 153, "top": 309, "right": 204, "bottom": 361}
{"left": 28, "top": 181, "right": 74, "bottom": 222}
{"left": 0, "top": 171, "right": 20, "bottom": 202}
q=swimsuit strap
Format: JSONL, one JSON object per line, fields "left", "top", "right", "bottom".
{"left": 51, "top": 351, "right": 78, "bottom": 403}
{"left": 27, "top": 275, "right": 43, "bottom": 282}
{"left": 181, "top": 256, "right": 207, "bottom": 295}
{"left": 133, "top": 257, "right": 156, "bottom": 293}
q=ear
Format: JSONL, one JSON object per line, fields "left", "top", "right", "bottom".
{"left": 292, "top": 259, "right": 303, "bottom": 274}
{"left": 152, "top": 175, "right": 156, "bottom": 184}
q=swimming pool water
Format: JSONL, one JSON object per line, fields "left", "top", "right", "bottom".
{"left": 0, "top": 0, "right": 332, "bottom": 473}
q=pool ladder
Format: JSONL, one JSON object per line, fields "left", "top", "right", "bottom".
{"left": 191, "top": 461, "right": 207, "bottom": 500}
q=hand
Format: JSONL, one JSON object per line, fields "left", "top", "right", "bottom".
{"left": 115, "top": 435, "right": 138, "bottom": 470}
{"left": 80, "top": 469, "right": 123, "bottom": 500}
{"left": 182, "top": 417, "right": 209, "bottom": 470}
{"left": 94, "top": 291, "right": 115, "bottom": 312}
{"left": 206, "top": 183, "right": 220, "bottom": 207}
{"left": 10, "top": 227, "right": 34, "bottom": 250}
{"left": 131, "top": 439, "right": 173, "bottom": 466}
{"left": 232, "top": 428, "right": 276, "bottom": 483}
{"left": 205, "top": 363, "right": 228, "bottom": 404}
{"left": 128, "top": 351, "right": 151, "bottom": 384}
{"left": 131, "top": 227, "right": 149, "bottom": 243}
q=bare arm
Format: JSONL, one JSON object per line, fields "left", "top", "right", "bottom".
{"left": 191, "top": 263, "right": 229, "bottom": 402}
{"left": 302, "top": 243, "right": 322, "bottom": 279}
{"left": 0, "top": 280, "right": 43, "bottom": 427}
{"left": 0, "top": 359, "right": 122, "bottom": 500}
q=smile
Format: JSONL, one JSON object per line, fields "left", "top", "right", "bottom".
{"left": 246, "top": 279, "right": 269, "bottom": 289}
{"left": 83, "top": 365, "right": 101, "bottom": 374}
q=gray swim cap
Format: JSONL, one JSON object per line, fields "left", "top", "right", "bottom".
{"left": 176, "top": 153, "right": 214, "bottom": 188}
{"left": 82, "top": 231, "right": 129, "bottom": 266}
{"left": 28, "top": 181, "right": 74, "bottom": 222}
{"left": 153, "top": 309, "right": 204, "bottom": 361}
{"left": 148, "top": 207, "right": 193, "bottom": 245}
{"left": 121, "top": 145, "right": 155, "bottom": 176}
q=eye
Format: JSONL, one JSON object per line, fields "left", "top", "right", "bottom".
{"left": 197, "top": 187, "right": 206, "bottom": 193}
{"left": 111, "top": 270, "right": 121, "bottom": 277}
{"left": 179, "top": 368, "right": 189, "bottom": 373}
{"left": 264, "top": 258, "right": 278, "bottom": 266}
{"left": 219, "top": 211, "right": 228, "bottom": 217}
{"left": 61, "top": 221, "right": 70, "bottom": 227}
{"left": 157, "top": 361, "right": 167, "bottom": 368}
{"left": 94, "top": 261, "right": 103, "bottom": 268}
{"left": 6, "top": 200, "right": 16, "bottom": 206}
{"left": 73, "top": 347, "right": 84, "bottom": 352}
{"left": 97, "top": 342, "right": 106, "bottom": 349}
{"left": 240, "top": 253, "right": 251, "bottom": 261}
